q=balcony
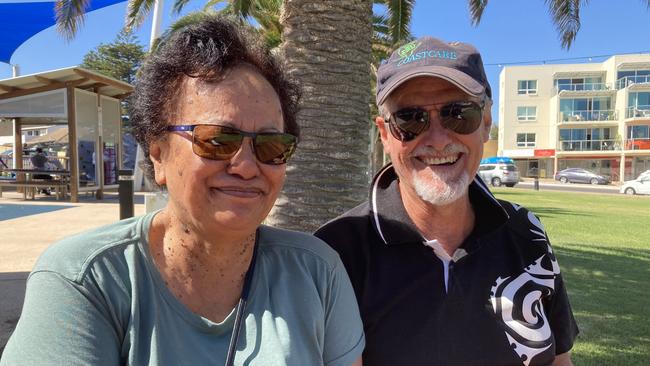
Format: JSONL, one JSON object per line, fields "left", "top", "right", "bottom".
{"left": 559, "top": 139, "right": 618, "bottom": 152}
{"left": 560, "top": 109, "right": 617, "bottom": 123}
{"left": 616, "top": 76, "right": 650, "bottom": 89}
{"left": 626, "top": 106, "right": 650, "bottom": 119}
{"left": 625, "top": 138, "right": 650, "bottom": 150}
{"left": 553, "top": 83, "right": 613, "bottom": 96}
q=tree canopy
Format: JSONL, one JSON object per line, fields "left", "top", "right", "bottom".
{"left": 80, "top": 29, "right": 146, "bottom": 84}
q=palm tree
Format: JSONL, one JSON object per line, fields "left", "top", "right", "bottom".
{"left": 264, "top": 0, "right": 374, "bottom": 231}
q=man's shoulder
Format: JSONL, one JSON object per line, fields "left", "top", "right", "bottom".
{"left": 315, "top": 200, "right": 372, "bottom": 237}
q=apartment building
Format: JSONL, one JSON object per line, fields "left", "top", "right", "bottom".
{"left": 498, "top": 54, "right": 650, "bottom": 182}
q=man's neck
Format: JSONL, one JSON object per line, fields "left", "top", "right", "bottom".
{"left": 400, "top": 183, "right": 475, "bottom": 256}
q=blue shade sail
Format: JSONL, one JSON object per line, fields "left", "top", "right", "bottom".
{"left": 0, "top": 0, "right": 126, "bottom": 64}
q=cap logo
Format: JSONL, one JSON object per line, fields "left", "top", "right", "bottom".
{"left": 397, "top": 40, "right": 422, "bottom": 58}
{"left": 395, "top": 41, "right": 458, "bottom": 67}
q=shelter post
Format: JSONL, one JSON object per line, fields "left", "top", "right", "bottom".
{"left": 67, "top": 84, "right": 79, "bottom": 202}
{"left": 12, "top": 118, "right": 24, "bottom": 191}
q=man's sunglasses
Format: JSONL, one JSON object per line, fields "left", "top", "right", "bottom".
{"left": 167, "top": 124, "right": 297, "bottom": 165}
{"left": 387, "top": 101, "right": 485, "bottom": 142}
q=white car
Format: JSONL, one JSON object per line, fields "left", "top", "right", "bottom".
{"left": 620, "top": 175, "right": 650, "bottom": 195}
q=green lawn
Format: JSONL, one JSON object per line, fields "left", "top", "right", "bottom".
{"left": 491, "top": 188, "right": 650, "bottom": 366}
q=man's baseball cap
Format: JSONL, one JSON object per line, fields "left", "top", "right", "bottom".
{"left": 376, "top": 36, "right": 491, "bottom": 105}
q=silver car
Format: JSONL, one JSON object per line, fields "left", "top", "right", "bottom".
{"left": 478, "top": 163, "right": 519, "bottom": 187}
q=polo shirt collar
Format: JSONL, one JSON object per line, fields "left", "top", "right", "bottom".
{"left": 369, "top": 163, "right": 510, "bottom": 246}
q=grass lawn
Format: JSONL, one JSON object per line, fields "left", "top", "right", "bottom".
{"left": 491, "top": 187, "right": 650, "bottom": 366}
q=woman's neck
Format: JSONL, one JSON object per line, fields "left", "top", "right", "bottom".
{"left": 149, "top": 209, "right": 257, "bottom": 322}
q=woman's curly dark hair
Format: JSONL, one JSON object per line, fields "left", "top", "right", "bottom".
{"left": 130, "top": 13, "right": 301, "bottom": 186}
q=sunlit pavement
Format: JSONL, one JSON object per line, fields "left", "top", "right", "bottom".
{"left": 0, "top": 190, "right": 145, "bottom": 353}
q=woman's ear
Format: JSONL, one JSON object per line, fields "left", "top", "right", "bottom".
{"left": 149, "top": 140, "right": 167, "bottom": 186}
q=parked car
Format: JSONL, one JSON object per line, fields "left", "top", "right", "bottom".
{"left": 620, "top": 175, "right": 650, "bottom": 195}
{"left": 478, "top": 163, "right": 519, "bottom": 187}
{"left": 554, "top": 168, "right": 610, "bottom": 185}
{"left": 637, "top": 170, "right": 650, "bottom": 179}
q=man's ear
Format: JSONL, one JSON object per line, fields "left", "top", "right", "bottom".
{"left": 376, "top": 115, "right": 390, "bottom": 144}
{"left": 149, "top": 140, "right": 167, "bottom": 186}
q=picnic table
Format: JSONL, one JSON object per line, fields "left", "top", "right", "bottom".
{"left": 0, "top": 169, "right": 71, "bottom": 200}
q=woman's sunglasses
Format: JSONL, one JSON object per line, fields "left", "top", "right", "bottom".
{"left": 387, "top": 101, "right": 485, "bottom": 142}
{"left": 167, "top": 124, "right": 297, "bottom": 165}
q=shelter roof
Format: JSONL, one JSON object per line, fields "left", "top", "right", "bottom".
{"left": 0, "top": 66, "right": 133, "bottom": 100}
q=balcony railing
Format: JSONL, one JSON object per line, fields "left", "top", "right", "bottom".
{"left": 555, "top": 82, "right": 611, "bottom": 94}
{"left": 558, "top": 139, "right": 618, "bottom": 152}
{"left": 625, "top": 138, "right": 650, "bottom": 150}
{"left": 616, "top": 75, "right": 650, "bottom": 89}
{"left": 560, "top": 109, "right": 617, "bottom": 122}
{"left": 626, "top": 105, "right": 650, "bottom": 119}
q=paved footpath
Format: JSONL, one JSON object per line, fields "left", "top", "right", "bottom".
{"left": 0, "top": 191, "right": 145, "bottom": 354}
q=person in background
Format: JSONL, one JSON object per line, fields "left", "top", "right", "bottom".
{"left": 1, "top": 14, "right": 364, "bottom": 366}
{"left": 29, "top": 147, "right": 52, "bottom": 195}
{"left": 316, "top": 36, "right": 578, "bottom": 366}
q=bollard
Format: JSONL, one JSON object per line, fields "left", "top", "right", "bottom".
{"left": 534, "top": 176, "right": 540, "bottom": 191}
{"left": 118, "top": 169, "right": 134, "bottom": 220}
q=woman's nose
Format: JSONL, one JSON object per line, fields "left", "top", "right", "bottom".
{"left": 226, "top": 138, "right": 260, "bottom": 179}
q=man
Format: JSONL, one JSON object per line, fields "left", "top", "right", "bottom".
{"left": 30, "top": 147, "right": 52, "bottom": 195}
{"left": 315, "top": 37, "right": 578, "bottom": 366}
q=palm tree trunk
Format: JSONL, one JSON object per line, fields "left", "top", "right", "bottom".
{"left": 268, "top": 0, "right": 373, "bottom": 232}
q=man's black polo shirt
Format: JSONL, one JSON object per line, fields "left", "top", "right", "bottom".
{"left": 315, "top": 164, "right": 578, "bottom": 366}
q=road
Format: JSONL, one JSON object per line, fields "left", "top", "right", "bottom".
{"left": 515, "top": 180, "right": 620, "bottom": 194}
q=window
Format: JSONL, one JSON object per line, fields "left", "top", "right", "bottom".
{"left": 518, "top": 80, "right": 537, "bottom": 95}
{"left": 617, "top": 70, "right": 650, "bottom": 88}
{"left": 560, "top": 97, "right": 612, "bottom": 121}
{"left": 517, "top": 106, "right": 537, "bottom": 121}
{"left": 516, "top": 133, "right": 536, "bottom": 148}
{"left": 555, "top": 77, "right": 604, "bottom": 91}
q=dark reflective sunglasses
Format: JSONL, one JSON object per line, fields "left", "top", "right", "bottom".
{"left": 387, "top": 101, "right": 485, "bottom": 142}
{"left": 167, "top": 124, "right": 297, "bottom": 165}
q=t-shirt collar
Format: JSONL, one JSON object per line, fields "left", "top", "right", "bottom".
{"left": 369, "top": 163, "right": 510, "bottom": 246}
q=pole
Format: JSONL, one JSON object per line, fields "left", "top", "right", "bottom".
{"left": 134, "top": 0, "right": 165, "bottom": 192}
{"left": 118, "top": 169, "right": 134, "bottom": 219}
{"left": 149, "top": 0, "right": 164, "bottom": 48}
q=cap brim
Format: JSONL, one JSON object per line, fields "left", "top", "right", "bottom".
{"left": 376, "top": 65, "right": 486, "bottom": 105}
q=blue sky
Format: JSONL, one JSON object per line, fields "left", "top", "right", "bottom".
{"left": 1, "top": 0, "right": 649, "bottom": 124}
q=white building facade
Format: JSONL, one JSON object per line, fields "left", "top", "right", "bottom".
{"left": 498, "top": 54, "right": 650, "bottom": 182}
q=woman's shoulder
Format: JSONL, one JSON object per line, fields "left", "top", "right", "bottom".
{"left": 32, "top": 213, "right": 151, "bottom": 283}
{"left": 258, "top": 225, "right": 342, "bottom": 270}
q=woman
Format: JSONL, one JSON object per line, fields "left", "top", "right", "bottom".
{"left": 1, "top": 15, "right": 364, "bottom": 365}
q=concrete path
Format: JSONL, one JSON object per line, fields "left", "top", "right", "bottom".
{"left": 0, "top": 190, "right": 145, "bottom": 354}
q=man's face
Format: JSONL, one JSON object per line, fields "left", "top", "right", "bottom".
{"left": 377, "top": 77, "right": 491, "bottom": 207}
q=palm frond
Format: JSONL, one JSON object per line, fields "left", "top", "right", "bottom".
{"left": 172, "top": 0, "right": 194, "bottom": 14}
{"left": 55, "top": 0, "right": 91, "bottom": 41}
{"left": 384, "top": 0, "right": 414, "bottom": 44}
{"left": 203, "top": 0, "right": 230, "bottom": 12}
{"left": 125, "top": 0, "right": 156, "bottom": 30}
{"left": 468, "top": 0, "right": 489, "bottom": 26}
{"left": 545, "top": 0, "right": 583, "bottom": 49}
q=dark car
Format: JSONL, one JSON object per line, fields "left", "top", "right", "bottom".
{"left": 554, "top": 168, "right": 610, "bottom": 185}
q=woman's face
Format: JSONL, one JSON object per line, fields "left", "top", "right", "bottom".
{"left": 150, "top": 64, "right": 287, "bottom": 235}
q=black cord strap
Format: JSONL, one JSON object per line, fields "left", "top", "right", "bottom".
{"left": 224, "top": 230, "right": 260, "bottom": 366}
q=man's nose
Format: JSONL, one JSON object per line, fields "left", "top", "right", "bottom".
{"left": 419, "top": 113, "right": 454, "bottom": 149}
